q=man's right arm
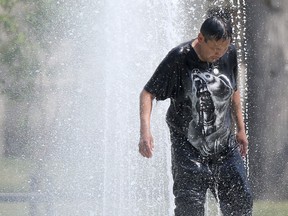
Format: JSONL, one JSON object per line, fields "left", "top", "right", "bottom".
{"left": 138, "top": 89, "right": 155, "bottom": 158}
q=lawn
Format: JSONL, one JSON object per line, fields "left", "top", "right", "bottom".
{"left": 0, "top": 158, "right": 36, "bottom": 215}
{"left": 0, "top": 158, "right": 288, "bottom": 215}
{"left": 0, "top": 200, "right": 287, "bottom": 216}
{"left": 0, "top": 158, "right": 36, "bottom": 193}
{"left": 253, "top": 200, "right": 288, "bottom": 216}
{"left": 206, "top": 193, "right": 288, "bottom": 216}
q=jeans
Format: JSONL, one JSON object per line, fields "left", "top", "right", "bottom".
{"left": 170, "top": 129, "right": 253, "bottom": 216}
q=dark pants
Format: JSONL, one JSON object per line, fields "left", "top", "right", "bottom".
{"left": 170, "top": 130, "right": 253, "bottom": 216}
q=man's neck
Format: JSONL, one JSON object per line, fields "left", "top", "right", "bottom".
{"left": 192, "top": 39, "right": 205, "bottom": 62}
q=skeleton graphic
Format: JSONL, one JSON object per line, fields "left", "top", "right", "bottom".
{"left": 188, "top": 68, "right": 234, "bottom": 156}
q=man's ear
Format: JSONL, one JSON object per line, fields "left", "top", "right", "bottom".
{"left": 198, "top": 33, "right": 205, "bottom": 44}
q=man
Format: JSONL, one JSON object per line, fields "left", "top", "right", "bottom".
{"left": 138, "top": 16, "right": 253, "bottom": 215}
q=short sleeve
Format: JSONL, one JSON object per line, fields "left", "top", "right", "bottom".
{"left": 144, "top": 49, "right": 180, "bottom": 101}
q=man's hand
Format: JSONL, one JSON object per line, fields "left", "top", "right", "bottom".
{"left": 236, "top": 130, "right": 248, "bottom": 157}
{"left": 139, "top": 132, "right": 154, "bottom": 158}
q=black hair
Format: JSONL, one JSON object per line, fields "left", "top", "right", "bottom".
{"left": 200, "top": 16, "right": 232, "bottom": 42}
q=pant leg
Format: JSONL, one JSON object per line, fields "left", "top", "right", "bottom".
{"left": 215, "top": 149, "right": 253, "bottom": 216}
{"left": 170, "top": 130, "right": 212, "bottom": 216}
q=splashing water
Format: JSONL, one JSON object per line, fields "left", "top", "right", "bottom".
{"left": 46, "top": 1, "right": 186, "bottom": 215}
{"left": 24, "top": 0, "right": 248, "bottom": 215}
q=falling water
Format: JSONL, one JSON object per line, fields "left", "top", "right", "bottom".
{"left": 99, "top": 2, "right": 180, "bottom": 215}
{"left": 44, "top": 1, "right": 191, "bottom": 215}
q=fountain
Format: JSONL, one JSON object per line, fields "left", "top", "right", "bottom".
{"left": 39, "top": 1, "right": 194, "bottom": 215}
{"left": 0, "top": 0, "right": 248, "bottom": 215}
{"left": 40, "top": 1, "right": 209, "bottom": 215}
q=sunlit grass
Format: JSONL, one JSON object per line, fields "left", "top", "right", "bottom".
{"left": 0, "top": 158, "right": 288, "bottom": 215}
{"left": 205, "top": 191, "right": 288, "bottom": 216}
{"left": 0, "top": 203, "right": 29, "bottom": 216}
{"left": 0, "top": 158, "right": 35, "bottom": 215}
{"left": 0, "top": 201, "right": 287, "bottom": 216}
{"left": 0, "top": 157, "right": 36, "bottom": 192}
{"left": 253, "top": 200, "right": 288, "bottom": 216}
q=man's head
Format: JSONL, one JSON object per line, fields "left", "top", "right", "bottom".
{"left": 200, "top": 16, "right": 232, "bottom": 42}
{"left": 195, "top": 16, "right": 232, "bottom": 63}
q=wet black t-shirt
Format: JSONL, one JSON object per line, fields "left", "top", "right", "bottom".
{"left": 144, "top": 40, "right": 238, "bottom": 156}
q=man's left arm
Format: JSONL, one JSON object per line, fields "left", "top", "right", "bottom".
{"left": 232, "top": 90, "right": 249, "bottom": 157}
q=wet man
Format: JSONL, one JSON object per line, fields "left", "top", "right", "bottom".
{"left": 138, "top": 16, "right": 253, "bottom": 215}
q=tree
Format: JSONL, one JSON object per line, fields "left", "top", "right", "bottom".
{"left": 0, "top": 0, "right": 74, "bottom": 157}
{"left": 247, "top": 0, "right": 288, "bottom": 200}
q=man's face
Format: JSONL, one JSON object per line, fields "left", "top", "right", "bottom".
{"left": 199, "top": 35, "right": 231, "bottom": 63}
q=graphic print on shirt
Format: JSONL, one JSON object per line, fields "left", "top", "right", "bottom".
{"left": 188, "top": 67, "right": 234, "bottom": 156}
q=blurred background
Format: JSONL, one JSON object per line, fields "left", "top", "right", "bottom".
{"left": 0, "top": 0, "right": 287, "bottom": 215}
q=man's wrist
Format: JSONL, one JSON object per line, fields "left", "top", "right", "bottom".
{"left": 140, "top": 128, "right": 151, "bottom": 137}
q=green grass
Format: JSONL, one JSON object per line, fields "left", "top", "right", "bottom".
{"left": 253, "top": 200, "right": 288, "bottom": 216}
{"left": 206, "top": 198, "right": 288, "bottom": 216}
{"left": 0, "top": 203, "right": 29, "bottom": 216}
{"left": 0, "top": 201, "right": 287, "bottom": 216}
{"left": 0, "top": 158, "right": 288, "bottom": 215}
{"left": 0, "top": 157, "right": 36, "bottom": 192}
{"left": 207, "top": 198, "right": 288, "bottom": 215}
{"left": 0, "top": 158, "right": 36, "bottom": 215}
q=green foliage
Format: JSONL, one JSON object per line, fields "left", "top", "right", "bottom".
{"left": 0, "top": 0, "right": 74, "bottom": 157}
{"left": 25, "top": 0, "right": 71, "bottom": 48}
{"left": 0, "top": 0, "right": 17, "bottom": 11}
{"left": 0, "top": 15, "right": 17, "bottom": 32}
{"left": 0, "top": 2, "right": 38, "bottom": 100}
{"left": 0, "top": 0, "right": 70, "bottom": 100}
